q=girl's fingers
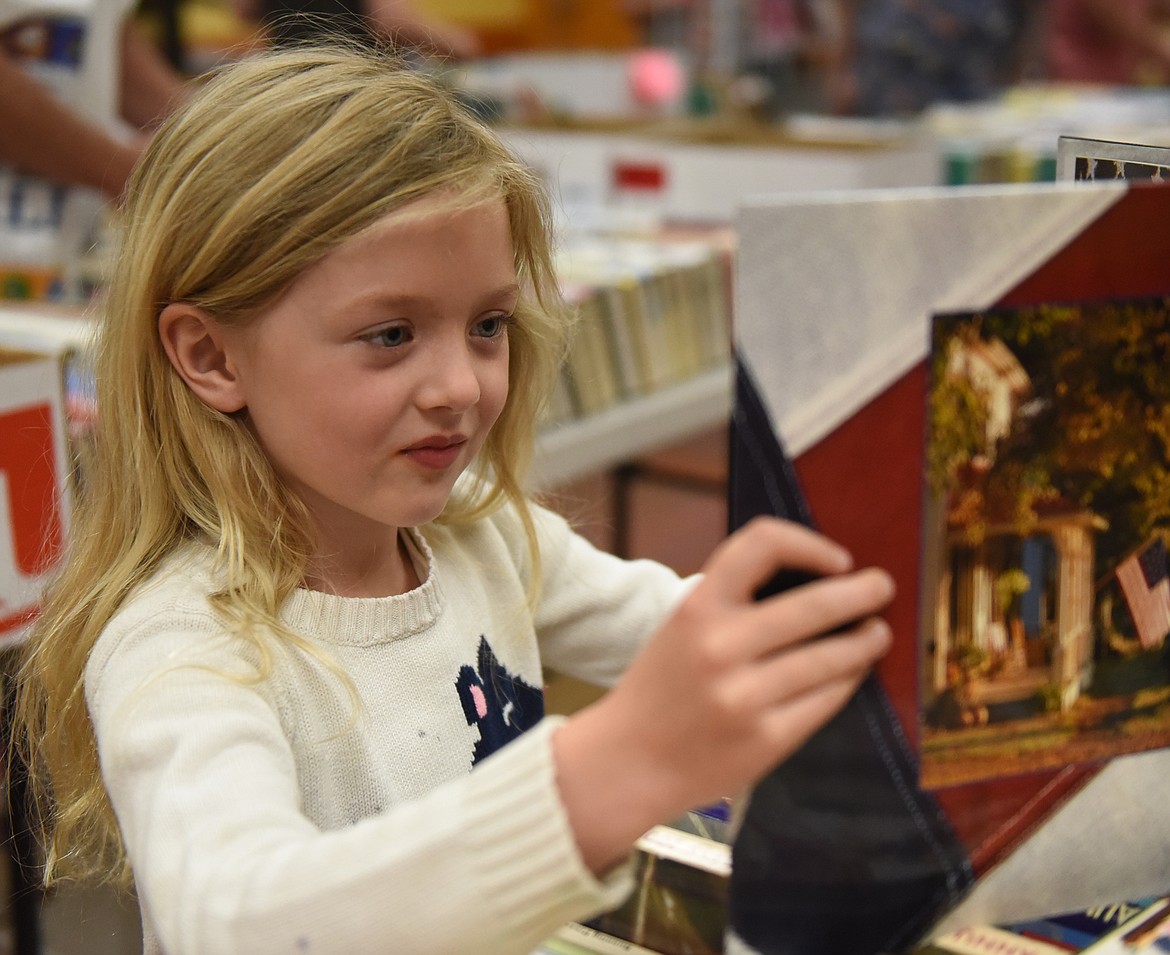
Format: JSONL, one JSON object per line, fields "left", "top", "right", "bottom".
{"left": 698, "top": 517, "right": 854, "bottom": 604}
{"left": 756, "top": 666, "right": 873, "bottom": 761}
{"left": 733, "top": 616, "right": 892, "bottom": 712}
{"left": 736, "top": 568, "right": 896, "bottom": 660}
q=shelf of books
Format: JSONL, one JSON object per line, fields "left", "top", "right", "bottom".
{"left": 531, "top": 227, "right": 735, "bottom": 489}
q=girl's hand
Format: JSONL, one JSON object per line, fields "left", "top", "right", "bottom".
{"left": 553, "top": 516, "right": 895, "bottom": 874}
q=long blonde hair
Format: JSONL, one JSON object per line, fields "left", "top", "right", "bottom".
{"left": 11, "top": 45, "right": 570, "bottom": 887}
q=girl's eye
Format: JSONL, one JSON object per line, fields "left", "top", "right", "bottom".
{"left": 473, "top": 314, "right": 512, "bottom": 339}
{"left": 367, "top": 325, "right": 411, "bottom": 348}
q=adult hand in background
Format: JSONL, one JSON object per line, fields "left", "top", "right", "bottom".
{"left": 0, "top": 19, "right": 186, "bottom": 201}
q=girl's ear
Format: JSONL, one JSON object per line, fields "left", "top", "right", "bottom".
{"left": 158, "top": 304, "right": 247, "bottom": 413}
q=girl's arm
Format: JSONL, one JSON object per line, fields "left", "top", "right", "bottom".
{"left": 553, "top": 516, "right": 893, "bottom": 873}
{"left": 89, "top": 620, "right": 624, "bottom": 955}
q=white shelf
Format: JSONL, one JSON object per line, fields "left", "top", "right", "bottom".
{"left": 530, "top": 364, "right": 733, "bottom": 489}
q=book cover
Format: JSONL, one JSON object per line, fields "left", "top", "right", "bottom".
{"left": 1008, "top": 899, "right": 1159, "bottom": 952}
{"left": 726, "top": 180, "right": 1170, "bottom": 955}
{"left": 1081, "top": 898, "right": 1170, "bottom": 955}
{"left": 919, "top": 298, "right": 1170, "bottom": 789}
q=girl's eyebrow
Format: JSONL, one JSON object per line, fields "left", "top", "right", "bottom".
{"left": 475, "top": 282, "right": 522, "bottom": 305}
{"left": 340, "top": 283, "right": 522, "bottom": 312}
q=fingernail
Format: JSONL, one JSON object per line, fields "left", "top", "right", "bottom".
{"left": 866, "top": 618, "right": 893, "bottom": 650}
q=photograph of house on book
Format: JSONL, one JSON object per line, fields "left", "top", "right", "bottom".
{"left": 918, "top": 294, "right": 1170, "bottom": 789}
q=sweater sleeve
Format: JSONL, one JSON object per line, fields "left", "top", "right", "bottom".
{"left": 526, "top": 503, "right": 698, "bottom": 688}
{"left": 86, "top": 608, "right": 632, "bottom": 955}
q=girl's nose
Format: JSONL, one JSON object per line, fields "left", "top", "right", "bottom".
{"left": 418, "top": 345, "right": 481, "bottom": 412}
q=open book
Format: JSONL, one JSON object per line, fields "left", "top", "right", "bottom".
{"left": 727, "top": 178, "right": 1170, "bottom": 955}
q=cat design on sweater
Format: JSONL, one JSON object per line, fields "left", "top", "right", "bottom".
{"left": 456, "top": 636, "right": 544, "bottom": 764}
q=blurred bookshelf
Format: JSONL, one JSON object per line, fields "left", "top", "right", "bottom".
{"left": 532, "top": 363, "right": 730, "bottom": 489}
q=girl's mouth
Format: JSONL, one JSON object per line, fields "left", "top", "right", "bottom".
{"left": 403, "top": 437, "right": 466, "bottom": 470}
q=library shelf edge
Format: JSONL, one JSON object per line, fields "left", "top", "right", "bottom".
{"left": 529, "top": 364, "right": 732, "bottom": 491}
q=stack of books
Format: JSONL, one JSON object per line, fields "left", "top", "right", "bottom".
{"left": 546, "top": 229, "right": 733, "bottom": 429}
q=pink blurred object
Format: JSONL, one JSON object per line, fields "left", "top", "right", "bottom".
{"left": 627, "top": 48, "right": 685, "bottom": 107}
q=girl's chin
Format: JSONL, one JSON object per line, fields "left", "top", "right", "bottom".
{"left": 392, "top": 492, "right": 461, "bottom": 528}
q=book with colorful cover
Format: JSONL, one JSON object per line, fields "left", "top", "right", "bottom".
{"left": 917, "top": 297, "right": 1170, "bottom": 789}
{"left": 726, "top": 179, "right": 1170, "bottom": 955}
{"left": 1081, "top": 898, "right": 1170, "bottom": 955}
{"left": 1008, "top": 899, "right": 1160, "bottom": 952}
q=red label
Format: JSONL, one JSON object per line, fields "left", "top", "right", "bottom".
{"left": 612, "top": 161, "right": 667, "bottom": 192}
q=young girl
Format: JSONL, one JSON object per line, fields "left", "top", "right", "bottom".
{"left": 12, "top": 46, "right": 894, "bottom": 955}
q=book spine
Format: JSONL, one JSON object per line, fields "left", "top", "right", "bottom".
{"left": 552, "top": 922, "right": 664, "bottom": 955}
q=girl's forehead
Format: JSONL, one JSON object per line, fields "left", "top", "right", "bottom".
{"left": 307, "top": 193, "right": 510, "bottom": 268}
{"left": 337, "top": 195, "right": 512, "bottom": 262}
{"left": 370, "top": 187, "right": 507, "bottom": 231}
{"left": 264, "top": 195, "right": 518, "bottom": 312}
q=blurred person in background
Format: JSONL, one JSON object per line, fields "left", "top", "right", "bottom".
{"left": 1047, "top": 0, "right": 1170, "bottom": 86}
{"left": 624, "top": 0, "right": 841, "bottom": 116}
{"left": 229, "top": 0, "right": 480, "bottom": 59}
{"left": 822, "top": 0, "right": 1043, "bottom": 117}
{"left": 624, "top": 0, "right": 694, "bottom": 51}
{"left": 1, "top": 1, "right": 187, "bottom": 306}
{"left": 0, "top": 11, "right": 186, "bottom": 201}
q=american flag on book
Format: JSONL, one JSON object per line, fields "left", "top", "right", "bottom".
{"left": 1116, "top": 537, "right": 1170, "bottom": 650}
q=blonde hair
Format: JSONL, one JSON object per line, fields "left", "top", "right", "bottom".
{"left": 11, "top": 45, "right": 570, "bottom": 887}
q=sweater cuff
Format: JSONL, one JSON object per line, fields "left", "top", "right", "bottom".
{"left": 462, "top": 716, "right": 634, "bottom": 948}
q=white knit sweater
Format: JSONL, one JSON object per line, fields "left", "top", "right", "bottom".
{"left": 85, "top": 501, "right": 691, "bottom": 955}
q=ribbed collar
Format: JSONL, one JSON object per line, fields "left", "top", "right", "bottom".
{"left": 281, "top": 530, "right": 443, "bottom": 646}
